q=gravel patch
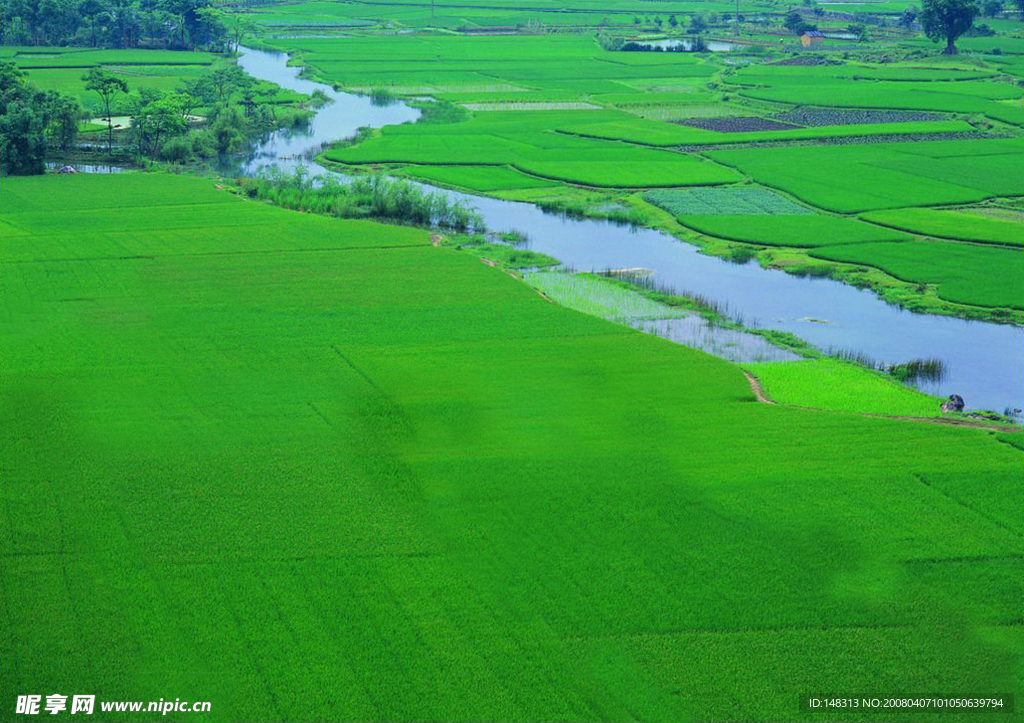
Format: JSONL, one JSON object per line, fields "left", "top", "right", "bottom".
{"left": 773, "top": 109, "right": 947, "bottom": 126}
{"left": 675, "top": 116, "right": 801, "bottom": 132}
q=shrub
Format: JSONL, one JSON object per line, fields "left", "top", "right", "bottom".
{"left": 158, "top": 136, "right": 193, "bottom": 163}
{"left": 239, "top": 167, "right": 486, "bottom": 232}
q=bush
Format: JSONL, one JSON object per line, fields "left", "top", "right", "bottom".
{"left": 189, "top": 130, "right": 217, "bottom": 159}
{"left": 158, "top": 136, "right": 193, "bottom": 163}
{"left": 239, "top": 167, "right": 486, "bottom": 232}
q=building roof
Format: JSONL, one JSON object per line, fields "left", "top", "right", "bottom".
{"left": 803, "top": 30, "right": 825, "bottom": 37}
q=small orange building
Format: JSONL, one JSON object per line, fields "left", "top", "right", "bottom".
{"left": 800, "top": 30, "right": 825, "bottom": 47}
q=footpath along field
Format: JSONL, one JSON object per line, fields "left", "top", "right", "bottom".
{"left": 2, "top": 173, "right": 1022, "bottom": 722}
{"left": 278, "top": 32, "right": 1024, "bottom": 319}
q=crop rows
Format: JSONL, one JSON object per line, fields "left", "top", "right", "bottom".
{"left": 621, "top": 103, "right": 737, "bottom": 120}
{"left": 462, "top": 101, "right": 600, "bottom": 111}
{"left": 773, "top": 109, "right": 947, "bottom": 127}
{"left": 676, "top": 116, "right": 801, "bottom": 133}
{"left": 643, "top": 187, "right": 813, "bottom": 216}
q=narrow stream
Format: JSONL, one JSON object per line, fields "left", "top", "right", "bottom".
{"left": 232, "top": 46, "right": 1024, "bottom": 415}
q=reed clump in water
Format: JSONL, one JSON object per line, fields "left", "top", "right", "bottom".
{"left": 238, "top": 167, "right": 485, "bottom": 232}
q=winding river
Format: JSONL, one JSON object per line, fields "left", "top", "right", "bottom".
{"left": 230, "top": 46, "right": 1024, "bottom": 415}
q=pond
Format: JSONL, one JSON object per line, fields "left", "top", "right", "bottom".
{"left": 625, "top": 38, "right": 738, "bottom": 52}
{"left": 46, "top": 162, "right": 126, "bottom": 173}
{"left": 228, "top": 45, "right": 1024, "bottom": 414}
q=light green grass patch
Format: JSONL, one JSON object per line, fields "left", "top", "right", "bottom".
{"left": 528, "top": 271, "right": 689, "bottom": 323}
{"left": 404, "top": 165, "right": 559, "bottom": 192}
{"left": 744, "top": 358, "right": 942, "bottom": 417}
{"left": 861, "top": 207, "right": 1024, "bottom": 247}
{"left": 462, "top": 101, "right": 600, "bottom": 111}
{"left": 707, "top": 140, "right": 1024, "bottom": 213}
{"left": 565, "top": 118, "right": 977, "bottom": 148}
{"left": 644, "top": 187, "right": 812, "bottom": 216}
{"left": 811, "top": 239, "right": 1024, "bottom": 309}
{"left": 678, "top": 214, "right": 911, "bottom": 248}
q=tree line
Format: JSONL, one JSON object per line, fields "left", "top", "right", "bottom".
{"left": 0, "top": 63, "right": 79, "bottom": 174}
{"left": 1, "top": 0, "right": 235, "bottom": 50}
{"left": 1, "top": 59, "right": 310, "bottom": 174}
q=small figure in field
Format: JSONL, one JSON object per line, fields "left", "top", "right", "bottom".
{"left": 941, "top": 394, "right": 965, "bottom": 413}
{"left": 57, "top": 165, "right": 78, "bottom": 174}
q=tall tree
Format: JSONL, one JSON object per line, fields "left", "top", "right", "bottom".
{"left": 921, "top": 0, "right": 979, "bottom": 53}
{"left": 982, "top": 0, "right": 1003, "bottom": 15}
{"left": 899, "top": 6, "right": 918, "bottom": 30}
{"left": 228, "top": 14, "right": 254, "bottom": 52}
{"left": 1, "top": 62, "right": 81, "bottom": 175}
{"left": 0, "top": 102, "right": 46, "bottom": 175}
{"left": 83, "top": 67, "right": 128, "bottom": 154}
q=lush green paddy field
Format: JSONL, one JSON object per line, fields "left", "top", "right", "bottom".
{"left": 269, "top": 27, "right": 1024, "bottom": 320}
{"left": 2, "top": 173, "right": 1022, "bottom": 722}
{"left": 743, "top": 358, "right": 943, "bottom": 417}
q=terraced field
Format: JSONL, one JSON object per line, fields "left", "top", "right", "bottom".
{"left": 3, "top": 173, "right": 1021, "bottom": 722}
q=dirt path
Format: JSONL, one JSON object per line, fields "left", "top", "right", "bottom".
{"left": 743, "top": 371, "right": 775, "bottom": 405}
{"left": 742, "top": 370, "right": 1019, "bottom": 432}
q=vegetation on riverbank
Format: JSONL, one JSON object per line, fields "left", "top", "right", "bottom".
{"left": 236, "top": 167, "right": 486, "bottom": 231}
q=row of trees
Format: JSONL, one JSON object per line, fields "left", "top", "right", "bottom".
{"left": 0, "top": 63, "right": 80, "bottom": 174}
{"left": 84, "top": 64, "right": 277, "bottom": 159}
{"left": 1, "top": 59, "right": 302, "bottom": 174}
{"left": 0, "top": 0, "right": 236, "bottom": 50}
{"left": 788, "top": 0, "right": 1021, "bottom": 53}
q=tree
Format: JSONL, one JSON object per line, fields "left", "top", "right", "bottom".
{"left": 784, "top": 10, "right": 808, "bottom": 34}
{"left": 982, "top": 0, "right": 1003, "bottom": 15}
{"left": 0, "top": 103, "right": 46, "bottom": 175}
{"left": 176, "top": 77, "right": 211, "bottom": 118}
{"left": 208, "top": 102, "right": 245, "bottom": 152}
{"left": 690, "top": 13, "right": 707, "bottom": 33}
{"left": 0, "top": 62, "right": 80, "bottom": 175}
{"left": 898, "top": 6, "right": 918, "bottom": 30}
{"left": 847, "top": 22, "right": 869, "bottom": 40}
{"left": 921, "top": 0, "right": 979, "bottom": 53}
{"left": 83, "top": 67, "right": 128, "bottom": 154}
{"left": 668, "top": 14, "right": 678, "bottom": 27}
{"left": 44, "top": 92, "right": 81, "bottom": 151}
{"left": 130, "top": 93, "right": 186, "bottom": 155}
{"left": 204, "top": 65, "right": 253, "bottom": 104}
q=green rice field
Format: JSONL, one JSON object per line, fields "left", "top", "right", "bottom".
{"left": 743, "top": 358, "right": 944, "bottom": 417}
{"left": 861, "top": 207, "right": 1024, "bottom": 247}
{"left": 3, "top": 2, "right": 1024, "bottom": 721}
{"left": 2, "top": 173, "right": 1021, "bottom": 723}
{"left": 810, "top": 238, "right": 1024, "bottom": 309}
